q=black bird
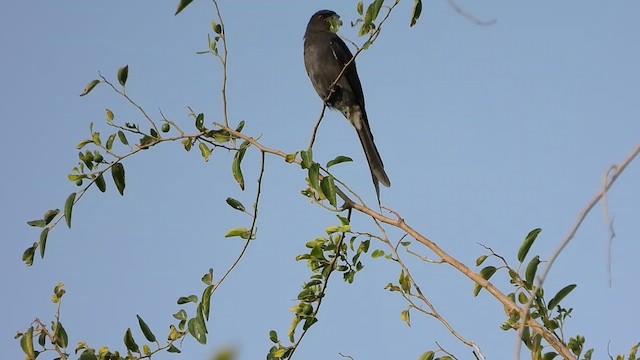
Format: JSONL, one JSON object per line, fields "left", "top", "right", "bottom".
{"left": 303, "top": 9, "right": 391, "bottom": 199}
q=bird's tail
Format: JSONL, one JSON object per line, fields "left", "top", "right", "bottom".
{"left": 354, "top": 111, "right": 391, "bottom": 199}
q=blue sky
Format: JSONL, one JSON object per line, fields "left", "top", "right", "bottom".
{"left": 2, "top": 1, "right": 639, "bottom": 359}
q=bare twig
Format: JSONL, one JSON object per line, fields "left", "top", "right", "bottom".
{"left": 603, "top": 165, "right": 617, "bottom": 287}
{"left": 211, "top": 0, "right": 230, "bottom": 127}
{"left": 445, "top": 0, "right": 497, "bottom": 26}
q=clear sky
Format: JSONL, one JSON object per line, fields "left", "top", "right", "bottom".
{"left": 2, "top": 1, "right": 639, "bottom": 359}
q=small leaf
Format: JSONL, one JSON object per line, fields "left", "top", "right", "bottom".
{"left": 95, "top": 173, "right": 107, "bottom": 192}
{"left": 64, "top": 192, "right": 76, "bottom": 228}
{"left": 410, "top": 0, "right": 423, "bottom": 27}
{"left": 269, "top": 330, "right": 279, "bottom": 343}
{"left": 123, "top": 328, "right": 140, "bottom": 353}
{"left": 518, "top": 228, "right": 541, "bottom": 262}
{"left": 525, "top": 255, "right": 541, "bottom": 288}
{"left": 117, "top": 65, "right": 129, "bottom": 87}
{"left": 79, "top": 79, "right": 100, "bottom": 96}
{"left": 117, "top": 130, "right": 129, "bottom": 145}
{"left": 308, "top": 163, "right": 321, "bottom": 193}
{"left": 320, "top": 176, "right": 337, "bottom": 207}
{"left": 136, "top": 315, "right": 157, "bottom": 343}
{"left": 202, "top": 268, "right": 214, "bottom": 285}
{"left": 173, "top": 309, "right": 188, "bottom": 320}
{"left": 418, "top": 351, "right": 435, "bottom": 360}
{"left": 167, "top": 345, "right": 181, "bottom": 353}
{"left": 326, "top": 155, "right": 353, "bottom": 168}
{"left": 476, "top": 255, "right": 488, "bottom": 266}
{"left": 285, "top": 152, "right": 298, "bottom": 163}
{"left": 300, "top": 149, "right": 313, "bottom": 169}
{"left": 44, "top": 209, "right": 59, "bottom": 224}
{"left": 20, "top": 327, "right": 35, "bottom": 358}
{"left": 473, "top": 266, "right": 497, "bottom": 296}
{"left": 187, "top": 314, "right": 207, "bottom": 344}
{"left": 201, "top": 285, "right": 214, "bottom": 320}
{"left": 400, "top": 309, "right": 411, "bottom": 327}
{"left": 232, "top": 141, "right": 249, "bottom": 190}
{"left": 371, "top": 249, "right": 385, "bottom": 258}
{"left": 106, "top": 109, "right": 114, "bottom": 124}
{"left": 199, "top": 142, "right": 212, "bottom": 162}
{"left": 177, "top": 295, "right": 198, "bottom": 304}
{"left": 22, "top": 243, "right": 36, "bottom": 266}
{"left": 106, "top": 134, "right": 116, "bottom": 150}
{"left": 225, "top": 228, "right": 251, "bottom": 239}
{"left": 235, "top": 120, "right": 245, "bottom": 132}
{"left": 225, "top": 198, "right": 246, "bottom": 212}
{"left": 357, "top": 1, "right": 364, "bottom": 15}
{"left": 195, "top": 113, "right": 205, "bottom": 131}
{"left": 111, "top": 163, "right": 126, "bottom": 196}
{"left": 54, "top": 322, "right": 68, "bottom": 348}
{"left": 548, "top": 284, "right": 577, "bottom": 310}
{"left": 27, "top": 219, "right": 46, "bottom": 228}
{"left": 39, "top": 228, "right": 49, "bottom": 258}
{"left": 174, "top": 0, "right": 194, "bottom": 15}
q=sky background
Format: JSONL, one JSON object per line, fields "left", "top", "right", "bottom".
{"left": 2, "top": 1, "right": 639, "bottom": 359}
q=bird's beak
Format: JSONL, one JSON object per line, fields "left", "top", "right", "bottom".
{"left": 328, "top": 15, "right": 343, "bottom": 34}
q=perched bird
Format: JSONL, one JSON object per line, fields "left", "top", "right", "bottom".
{"left": 303, "top": 9, "right": 391, "bottom": 200}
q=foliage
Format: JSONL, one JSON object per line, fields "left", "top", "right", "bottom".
{"left": 16, "top": 1, "right": 638, "bottom": 360}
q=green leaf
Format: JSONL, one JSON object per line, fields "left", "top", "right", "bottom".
{"left": 308, "top": 163, "right": 321, "bottom": 193}
{"left": 232, "top": 141, "right": 249, "bottom": 190}
{"left": 199, "top": 142, "right": 212, "bottom": 162}
{"left": 542, "top": 352, "right": 558, "bottom": 360}
{"left": 476, "top": 255, "right": 488, "bottom": 266}
{"left": 473, "top": 266, "right": 497, "bottom": 296}
{"left": 201, "top": 284, "right": 214, "bottom": 320}
{"left": 37, "top": 332, "right": 46, "bottom": 347}
{"left": 285, "top": 152, "right": 298, "bottom": 163}
{"left": 20, "top": 327, "right": 35, "bottom": 358}
{"left": 235, "top": 121, "right": 245, "bottom": 133}
{"left": 22, "top": 243, "right": 36, "bottom": 266}
{"left": 418, "top": 351, "right": 435, "bottom": 360}
{"left": 195, "top": 113, "right": 205, "bottom": 131}
{"left": 410, "top": 0, "right": 423, "bottom": 27}
{"left": 54, "top": 322, "right": 68, "bottom": 348}
{"left": 518, "top": 228, "right": 541, "bottom": 262}
{"left": 177, "top": 295, "right": 198, "bottom": 304}
{"left": 117, "top": 65, "right": 129, "bottom": 87}
{"left": 64, "top": 192, "right": 76, "bottom": 228}
{"left": 79, "top": 79, "right": 100, "bottom": 96}
{"left": 27, "top": 219, "right": 46, "bottom": 228}
{"left": 173, "top": 309, "right": 188, "bottom": 320}
{"left": 76, "top": 139, "right": 93, "bottom": 149}
{"left": 320, "top": 176, "right": 337, "bottom": 207}
{"left": 123, "top": 328, "right": 139, "bottom": 353}
{"left": 269, "top": 330, "right": 279, "bottom": 343}
{"left": 202, "top": 268, "right": 214, "bottom": 286}
{"left": 44, "top": 209, "right": 59, "bottom": 224}
{"left": 225, "top": 227, "right": 251, "bottom": 239}
{"left": 79, "top": 349, "right": 98, "bottom": 360}
{"left": 357, "top": 1, "right": 364, "bottom": 15}
{"left": 167, "top": 345, "right": 181, "bottom": 353}
{"left": 95, "top": 173, "right": 106, "bottom": 192}
{"left": 326, "top": 155, "right": 353, "bottom": 168}
{"left": 188, "top": 313, "right": 207, "bottom": 344}
{"left": 174, "top": 0, "right": 194, "bottom": 15}
{"left": 525, "top": 255, "right": 541, "bottom": 288}
{"left": 105, "top": 109, "right": 114, "bottom": 124}
{"left": 225, "top": 198, "right": 246, "bottom": 212}
{"left": 117, "top": 130, "right": 129, "bottom": 145}
{"left": 548, "top": 284, "right": 577, "bottom": 310}
{"left": 371, "top": 249, "right": 385, "bottom": 258}
{"left": 39, "top": 228, "right": 49, "bottom": 259}
{"left": 135, "top": 315, "right": 157, "bottom": 343}
{"left": 400, "top": 309, "right": 411, "bottom": 327}
{"left": 111, "top": 163, "right": 126, "bottom": 196}
{"left": 300, "top": 149, "right": 313, "bottom": 169}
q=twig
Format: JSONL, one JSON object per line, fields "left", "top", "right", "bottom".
{"left": 100, "top": 75, "right": 160, "bottom": 135}
{"left": 603, "top": 165, "right": 617, "bottom": 287}
{"left": 445, "top": 0, "right": 497, "bottom": 26}
{"left": 211, "top": 0, "right": 230, "bottom": 127}
{"left": 515, "top": 142, "right": 640, "bottom": 360}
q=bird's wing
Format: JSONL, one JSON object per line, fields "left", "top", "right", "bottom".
{"left": 329, "top": 36, "right": 366, "bottom": 109}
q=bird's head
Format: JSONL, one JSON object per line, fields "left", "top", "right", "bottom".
{"left": 307, "top": 10, "right": 343, "bottom": 34}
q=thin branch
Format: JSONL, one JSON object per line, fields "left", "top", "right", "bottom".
{"left": 603, "top": 165, "right": 617, "bottom": 287}
{"left": 211, "top": 0, "right": 230, "bottom": 127}
{"left": 100, "top": 75, "right": 160, "bottom": 135}
{"left": 445, "top": 0, "right": 497, "bottom": 26}
{"left": 515, "top": 142, "right": 640, "bottom": 360}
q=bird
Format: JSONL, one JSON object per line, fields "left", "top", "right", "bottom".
{"left": 303, "top": 9, "right": 391, "bottom": 201}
